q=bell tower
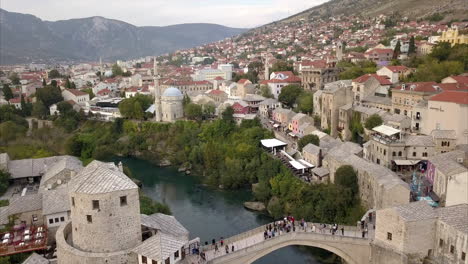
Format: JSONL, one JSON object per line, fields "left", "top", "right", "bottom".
{"left": 153, "top": 57, "right": 162, "bottom": 122}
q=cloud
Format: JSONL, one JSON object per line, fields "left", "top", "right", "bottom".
{"left": 1, "top": 0, "right": 328, "bottom": 28}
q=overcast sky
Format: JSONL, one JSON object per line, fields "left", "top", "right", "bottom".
{"left": 2, "top": 0, "right": 329, "bottom": 28}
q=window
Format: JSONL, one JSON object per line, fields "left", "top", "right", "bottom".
{"left": 55, "top": 218, "right": 59, "bottom": 223}
{"left": 142, "top": 256, "right": 147, "bottom": 264}
{"left": 60, "top": 216, "right": 65, "bottom": 222}
{"left": 174, "top": 250, "right": 179, "bottom": 259}
{"left": 152, "top": 260, "right": 158, "bottom": 264}
{"left": 392, "top": 152, "right": 396, "bottom": 157}
{"left": 462, "top": 252, "right": 466, "bottom": 261}
{"left": 92, "top": 200, "right": 100, "bottom": 210}
{"left": 86, "top": 215, "right": 92, "bottom": 223}
{"left": 72, "top": 197, "right": 75, "bottom": 207}
{"left": 165, "top": 258, "right": 170, "bottom": 264}
{"left": 439, "top": 239, "right": 444, "bottom": 247}
{"left": 450, "top": 245, "right": 454, "bottom": 254}
{"left": 398, "top": 151, "right": 402, "bottom": 157}
{"left": 49, "top": 219, "right": 53, "bottom": 224}
{"left": 120, "top": 196, "right": 127, "bottom": 206}
{"left": 423, "top": 152, "right": 428, "bottom": 157}
{"left": 413, "top": 152, "right": 416, "bottom": 157}
{"left": 387, "top": 232, "right": 392, "bottom": 241}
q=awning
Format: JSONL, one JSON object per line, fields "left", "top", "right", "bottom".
{"left": 289, "top": 160, "right": 306, "bottom": 170}
{"left": 372, "top": 125, "right": 401, "bottom": 136}
{"left": 298, "top": 159, "right": 314, "bottom": 168}
{"left": 280, "top": 150, "right": 294, "bottom": 161}
{"left": 269, "top": 120, "right": 275, "bottom": 124}
{"left": 288, "top": 132, "right": 296, "bottom": 137}
{"left": 393, "top": 160, "right": 421, "bottom": 166}
{"left": 261, "top": 138, "right": 287, "bottom": 148}
{"left": 273, "top": 124, "right": 280, "bottom": 128}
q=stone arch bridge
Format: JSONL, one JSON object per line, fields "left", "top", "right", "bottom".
{"left": 203, "top": 223, "right": 372, "bottom": 264}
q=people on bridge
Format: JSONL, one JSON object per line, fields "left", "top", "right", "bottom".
{"left": 212, "top": 238, "right": 215, "bottom": 245}
{"left": 214, "top": 243, "right": 219, "bottom": 254}
{"left": 341, "top": 227, "right": 344, "bottom": 236}
{"left": 225, "top": 244, "right": 229, "bottom": 254}
{"left": 220, "top": 237, "right": 224, "bottom": 246}
{"left": 312, "top": 224, "right": 316, "bottom": 232}
{"left": 231, "top": 244, "right": 235, "bottom": 252}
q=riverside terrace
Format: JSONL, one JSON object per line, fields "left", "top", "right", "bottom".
{"left": 260, "top": 138, "right": 315, "bottom": 182}
{"left": 0, "top": 225, "right": 48, "bottom": 256}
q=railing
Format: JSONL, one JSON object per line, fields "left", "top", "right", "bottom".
{"left": 201, "top": 221, "right": 364, "bottom": 252}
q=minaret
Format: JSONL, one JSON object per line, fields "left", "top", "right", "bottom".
{"left": 336, "top": 41, "right": 344, "bottom": 61}
{"left": 99, "top": 57, "right": 103, "bottom": 73}
{"left": 264, "top": 55, "right": 269, "bottom": 81}
{"left": 153, "top": 58, "right": 162, "bottom": 122}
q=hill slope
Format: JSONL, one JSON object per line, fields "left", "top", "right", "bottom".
{"left": 282, "top": 0, "right": 467, "bottom": 23}
{"left": 0, "top": 9, "right": 248, "bottom": 65}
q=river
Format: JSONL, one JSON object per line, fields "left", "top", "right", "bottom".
{"left": 115, "top": 157, "right": 327, "bottom": 264}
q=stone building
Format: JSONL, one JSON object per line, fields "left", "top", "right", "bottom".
{"left": 319, "top": 80, "right": 353, "bottom": 137}
{"left": 431, "top": 130, "right": 458, "bottom": 154}
{"left": 154, "top": 87, "right": 184, "bottom": 123}
{"left": 57, "top": 161, "right": 142, "bottom": 264}
{"left": 324, "top": 142, "right": 410, "bottom": 210}
{"left": 258, "top": 98, "right": 281, "bottom": 118}
{"left": 352, "top": 74, "right": 392, "bottom": 103}
{"left": 439, "top": 26, "right": 468, "bottom": 46}
{"left": 300, "top": 60, "right": 340, "bottom": 91}
{"left": 426, "top": 149, "right": 468, "bottom": 207}
{"left": 391, "top": 82, "right": 439, "bottom": 117}
{"left": 373, "top": 202, "right": 468, "bottom": 264}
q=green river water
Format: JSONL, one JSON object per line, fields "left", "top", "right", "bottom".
{"left": 114, "top": 157, "right": 328, "bottom": 264}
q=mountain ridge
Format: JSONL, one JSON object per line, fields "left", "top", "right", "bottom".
{"left": 0, "top": 8, "right": 248, "bottom": 65}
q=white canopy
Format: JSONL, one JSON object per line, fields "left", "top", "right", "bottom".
{"left": 261, "top": 139, "right": 287, "bottom": 148}
{"left": 289, "top": 160, "right": 307, "bottom": 170}
{"left": 393, "top": 160, "right": 421, "bottom": 166}
{"left": 288, "top": 132, "right": 296, "bottom": 137}
{"left": 298, "top": 159, "right": 314, "bottom": 168}
{"left": 273, "top": 124, "right": 280, "bottom": 128}
{"left": 372, "top": 125, "right": 401, "bottom": 136}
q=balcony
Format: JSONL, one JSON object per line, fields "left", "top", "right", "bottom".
{"left": 0, "top": 225, "right": 48, "bottom": 256}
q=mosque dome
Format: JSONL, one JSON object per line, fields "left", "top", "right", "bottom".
{"left": 162, "top": 87, "right": 183, "bottom": 97}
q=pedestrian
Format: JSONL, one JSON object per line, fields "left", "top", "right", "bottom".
{"left": 225, "top": 245, "right": 229, "bottom": 254}
{"left": 215, "top": 244, "right": 218, "bottom": 253}
{"left": 220, "top": 237, "right": 224, "bottom": 246}
{"left": 341, "top": 227, "right": 344, "bottom": 235}
{"left": 231, "top": 244, "right": 235, "bottom": 252}
{"left": 212, "top": 239, "right": 215, "bottom": 245}
{"left": 365, "top": 227, "right": 368, "bottom": 237}
{"left": 362, "top": 230, "right": 365, "bottom": 238}
{"left": 312, "top": 224, "right": 316, "bottom": 233}
{"left": 304, "top": 221, "right": 307, "bottom": 232}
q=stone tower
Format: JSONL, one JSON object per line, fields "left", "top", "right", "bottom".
{"left": 154, "top": 58, "right": 162, "bottom": 122}
{"left": 336, "top": 41, "right": 344, "bottom": 61}
{"left": 264, "top": 55, "right": 269, "bottom": 81}
{"left": 56, "top": 161, "right": 141, "bottom": 264}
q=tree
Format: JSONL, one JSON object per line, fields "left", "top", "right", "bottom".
{"left": 296, "top": 92, "right": 313, "bottom": 114}
{"left": 270, "top": 60, "right": 294, "bottom": 73}
{"left": 260, "top": 85, "right": 274, "bottom": 98}
{"left": 133, "top": 101, "right": 144, "bottom": 120}
{"left": 408, "top": 36, "right": 416, "bottom": 55}
{"left": 0, "top": 121, "right": 27, "bottom": 143}
{"left": 48, "top": 69, "right": 61, "bottom": 79}
{"left": 112, "top": 118, "right": 124, "bottom": 135}
{"left": 42, "top": 78, "right": 47, "bottom": 86}
{"left": 36, "top": 85, "right": 63, "bottom": 108}
{"left": 112, "top": 64, "right": 124, "bottom": 76}
{"left": 222, "top": 106, "right": 235, "bottom": 123}
{"left": 364, "top": 114, "right": 383, "bottom": 130}
{"left": 32, "top": 101, "right": 47, "bottom": 119}
{"left": 184, "top": 103, "right": 203, "bottom": 120}
{"left": 202, "top": 103, "right": 216, "bottom": 118}
{"left": 278, "top": 84, "right": 302, "bottom": 107}
{"left": 118, "top": 94, "right": 152, "bottom": 119}
{"left": 393, "top": 40, "right": 401, "bottom": 59}
{"left": 20, "top": 95, "right": 32, "bottom": 116}
{"left": 298, "top": 134, "right": 319, "bottom": 151}
{"left": 2, "top": 84, "right": 13, "bottom": 101}
{"left": 0, "top": 170, "right": 10, "bottom": 196}
{"left": 9, "top": 73, "right": 20, "bottom": 85}
{"left": 335, "top": 165, "right": 359, "bottom": 198}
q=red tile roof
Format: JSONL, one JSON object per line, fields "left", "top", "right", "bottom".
{"left": 214, "top": 76, "right": 225, "bottom": 80}
{"left": 353, "top": 74, "right": 392, "bottom": 85}
{"left": 209, "top": 89, "right": 226, "bottom": 95}
{"left": 384, "top": 65, "right": 408, "bottom": 73}
{"left": 9, "top": 97, "right": 21, "bottom": 104}
{"left": 446, "top": 75, "right": 468, "bottom": 84}
{"left": 97, "top": 88, "right": 111, "bottom": 95}
{"left": 429, "top": 91, "right": 468, "bottom": 105}
{"left": 238, "top": 79, "right": 250, "bottom": 84}
{"left": 365, "top": 48, "right": 393, "bottom": 55}
{"left": 393, "top": 82, "right": 438, "bottom": 92}
{"left": 66, "top": 89, "right": 88, "bottom": 96}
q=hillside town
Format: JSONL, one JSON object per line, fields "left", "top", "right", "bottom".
{"left": 0, "top": 9, "right": 467, "bottom": 264}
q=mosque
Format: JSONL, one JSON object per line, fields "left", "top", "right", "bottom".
{"left": 152, "top": 60, "right": 184, "bottom": 123}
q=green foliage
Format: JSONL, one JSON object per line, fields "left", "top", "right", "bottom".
{"left": 260, "top": 85, "right": 274, "bottom": 98}
{"left": 48, "top": 69, "right": 61, "bottom": 79}
{"left": 296, "top": 92, "right": 313, "bottom": 114}
{"left": 270, "top": 60, "right": 294, "bottom": 73}
{"left": 393, "top": 40, "right": 401, "bottom": 59}
{"left": 0, "top": 170, "right": 10, "bottom": 196}
{"left": 32, "top": 101, "right": 47, "bottom": 119}
{"left": 82, "top": 88, "right": 95, "bottom": 99}
{"left": 339, "top": 60, "right": 377, "bottom": 80}
{"left": 184, "top": 103, "right": 203, "bottom": 120}
{"left": 53, "top": 102, "right": 85, "bottom": 132}
{"left": 278, "top": 84, "right": 302, "bottom": 107}
{"left": 425, "top": 13, "right": 444, "bottom": 22}
{"left": 335, "top": 165, "right": 359, "bottom": 198}
{"left": 0, "top": 200, "right": 9, "bottom": 207}
{"left": 408, "top": 58, "right": 464, "bottom": 82}
{"left": 364, "top": 114, "right": 383, "bottom": 130}
{"left": 298, "top": 134, "right": 319, "bottom": 151}
{"left": 0, "top": 121, "right": 27, "bottom": 144}
{"left": 139, "top": 192, "right": 172, "bottom": 215}
{"left": 349, "top": 112, "right": 363, "bottom": 143}
{"left": 112, "top": 118, "right": 124, "bottom": 135}
{"left": 2, "top": 84, "right": 13, "bottom": 101}
{"left": 112, "top": 64, "right": 124, "bottom": 76}
{"left": 9, "top": 72, "right": 20, "bottom": 85}
{"left": 408, "top": 36, "right": 416, "bottom": 55}
{"left": 119, "top": 94, "right": 153, "bottom": 120}
{"left": 36, "top": 85, "right": 63, "bottom": 108}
